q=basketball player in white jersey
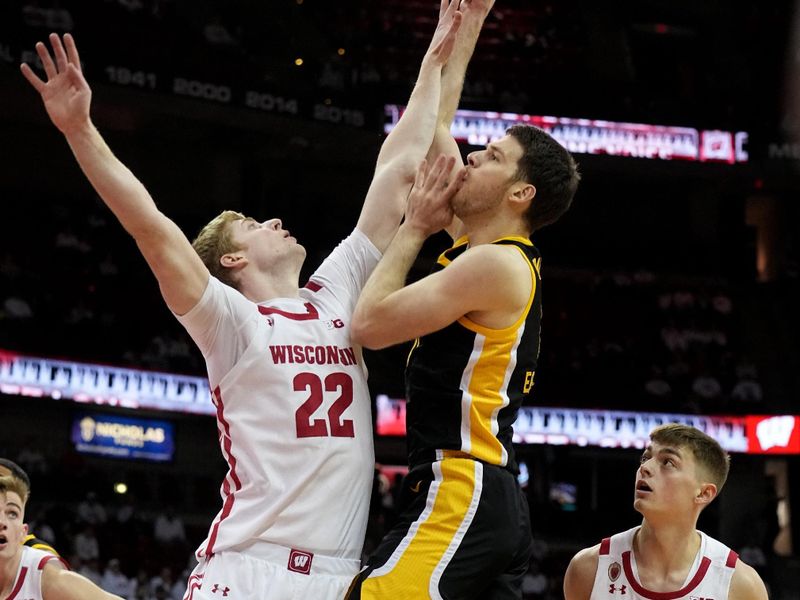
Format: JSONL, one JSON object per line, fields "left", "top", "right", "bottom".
{"left": 0, "top": 475, "right": 123, "bottom": 600}
{"left": 564, "top": 424, "right": 768, "bottom": 600}
{"left": 20, "top": 3, "right": 463, "bottom": 597}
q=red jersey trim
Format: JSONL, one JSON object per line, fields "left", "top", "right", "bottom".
{"left": 184, "top": 574, "right": 204, "bottom": 600}
{"left": 204, "top": 386, "right": 242, "bottom": 556}
{"left": 600, "top": 538, "right": 611, "bottom": 556}
{"left": 258, "top": 303, "right": 320, "bottom": 321}
{"left": 37, "top": 555, "right": 69, "bottom": 571}
{"left": 304, "top": 281, "right": 323, "bottom": 292}
{"left": 726, "top": 550, "right": 738, "bottom": 568}
{"left": 622, "top": 551, "right": 711, "bottom": 600}
{"left": 5, "top": 567, "right": 27, "bottom": 600}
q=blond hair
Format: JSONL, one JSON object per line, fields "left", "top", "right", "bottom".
{"left": 191, "top": 210, "right": 246, "bottom": 290}
{"left": 0, "top": 474, "right": 28, "bottom": 505}
{"left": 650, "top": 424, "right": 730, "bottom": 492}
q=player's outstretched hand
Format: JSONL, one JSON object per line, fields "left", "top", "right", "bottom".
{"left": 405, "top": 155, "right": 465, "bottom": 237}
{"left": 426, "top": 0, "right": 464, "bottom": 65}
{"left": 20, "top": 33, "right": 91, "bottom": 135}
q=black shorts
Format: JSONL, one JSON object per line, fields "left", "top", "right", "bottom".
{"left": 347, "top": 456, "right": 533, "bottom": 599}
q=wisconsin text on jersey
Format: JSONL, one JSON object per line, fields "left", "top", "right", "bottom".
{"left": 269, "top": 344, "right": 358, "bottom": 366}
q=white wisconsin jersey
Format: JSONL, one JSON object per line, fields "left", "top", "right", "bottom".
{"left": 177, "top": 229, "right": 380, "bottom": 564}
{"left": 591, "top": 526, "right": 738, "bottom": 600}
{"left": 6, "top": 546, "right": 68, "bottom": 600}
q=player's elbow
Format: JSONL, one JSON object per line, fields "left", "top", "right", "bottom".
{"left": 351, "top": 311, "right": 391, "bottom": 350}
{"left": 374, "top": 155, "right": 420, "bottom": 184}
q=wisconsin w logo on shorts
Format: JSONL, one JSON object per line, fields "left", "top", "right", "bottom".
{"left": 288, "top": 549, "right": 314, "bottom": 575}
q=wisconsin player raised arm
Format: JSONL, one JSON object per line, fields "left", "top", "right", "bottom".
{"left": 564, "top": 424, "right": 769, "bottom": 600}
{"left": 348, "top": 0, "right": 580, "bottom": 597}
{"left": 0, "top": 475, "right": 123, "bottom": 600}
{"left": 21, "top": 5, "right": 463, "bottom": 598}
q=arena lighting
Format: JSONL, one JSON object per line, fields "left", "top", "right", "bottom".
{"left": 375, "top": 395, "right": 800, "bottom": 455}
{"left": 384, "top": 105, "right": 749, "bottom": 164}
{"left": 3, "top": 350, "right": 797, "bottom": 454}
{"left": 114, "top": 482, "right": 128, "bottom": 495}
{"left": 0, "top": 349, "right": 212, "bottom": 415}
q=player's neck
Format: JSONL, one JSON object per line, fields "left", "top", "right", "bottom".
{"left": 240, "top": 268, "right": 301, "bottom": 303}
{"left": 634, "top": 520, "right": 702, "bottom": 577}
{"left": 242, "top": 279, "right": 301, "bottom": 303}
{"left": 0, "top": 551, "right": 23, "bottom": 598}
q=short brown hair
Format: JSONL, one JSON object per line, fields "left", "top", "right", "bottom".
{"left": 507, "top": 125, "right": 580, "bottom": 232}
{"left": 0, "top": 474, "right": 29, "bottom": 504}
{"left": 650, "top": 424, "right": 730, "bottom": 492}
{"left": 191, "top": 210, "right": 246, "bottom": 290}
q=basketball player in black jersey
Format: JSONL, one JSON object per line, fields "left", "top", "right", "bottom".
{"left": 0, "top": 459, "right": 60, "bottom": 558}
{"left": 349, "top": 1, "right": 580, "bottom": 598}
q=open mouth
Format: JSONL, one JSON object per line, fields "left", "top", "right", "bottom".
{"left": 0, "top": 534, "right": 7, "bottom": 547}
{"left": 636, "top": 480, "right": 653, "bottom": 493}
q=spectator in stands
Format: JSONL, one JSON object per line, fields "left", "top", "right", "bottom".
{"left": 732, "top": 377, "right": 763, "bottom": 405}
{"left": 102, "top": 558, "right": 133, "bottom": 599}
{"left": 78, "top": 491, "right": 107, "bottom": 525}
{"left": 149, "top": 567, "right": 180, "bottom": 600}
{"left": 738, "top": 536, "right": 768, "bottom": 578}
{"left": 78, "top": 557, "right": 104, "bottom": 586}
{"left": 73, "top": 523, "right": 100, "bottom": 562}
{"left": 3, "top": 295, "right": 34, "bottom": 319}
{"left": 521, "top": 560, "right": 548, "bottom": 599}
{"left": 129, "top": 569, "right": 151, "bottom": 600}
{"left": 152, "top": 506, "right": 186, "bottom": 546}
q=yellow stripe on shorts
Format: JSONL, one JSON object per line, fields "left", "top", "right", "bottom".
{"left": 362, "top": 459, "right": 483, "bottom": 599}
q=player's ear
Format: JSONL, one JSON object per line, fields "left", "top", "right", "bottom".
{"left": 509, "top": 181, "right": 535, "bottom": 205}
{"left": 220, "top": 253, "right": 248, "bottom": 270}
{"left": 508, "top": 182, "right": 535, "bottom": 217}
{"left": 695, "top": 482, "right": 717, "bottom": 506}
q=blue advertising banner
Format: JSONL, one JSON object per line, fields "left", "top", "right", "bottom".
{"left": 71, "top": 412, "right": 175, "bottom": 462}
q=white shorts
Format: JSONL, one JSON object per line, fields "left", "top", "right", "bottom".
{"left": 183, "top": 542, "right": 359, "bottom": 600}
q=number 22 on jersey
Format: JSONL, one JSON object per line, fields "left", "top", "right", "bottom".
{"left": 293, "top": 372, "right": 355, "bottom": 438}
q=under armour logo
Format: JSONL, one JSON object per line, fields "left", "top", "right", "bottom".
{"left": 609, "top": 584, "right": 627, "bottom": 595}
{"left": 288, "top": 549, "right": 314, "bottom": 575}
{"left": 211, "top": 584, "right": 230, "bottom": 596}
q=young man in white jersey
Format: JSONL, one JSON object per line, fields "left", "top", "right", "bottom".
{"left": 20, "top": 3, "right": 463, "bottom": 597}
{"left": 564, "top": 424, "right": 769, "bottom": 600}
{"left": 0, "top": 459, "right": 60, "bottom": 557}
{"left": 0, "top": 475, "right": 123, "bottom": 600}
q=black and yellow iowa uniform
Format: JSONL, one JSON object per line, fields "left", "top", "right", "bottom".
{"left": 24, "top": 533, "right": 60, "bottom": 557}
{"left": 349, "top": 236, "right": 540, "bottom": 600}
